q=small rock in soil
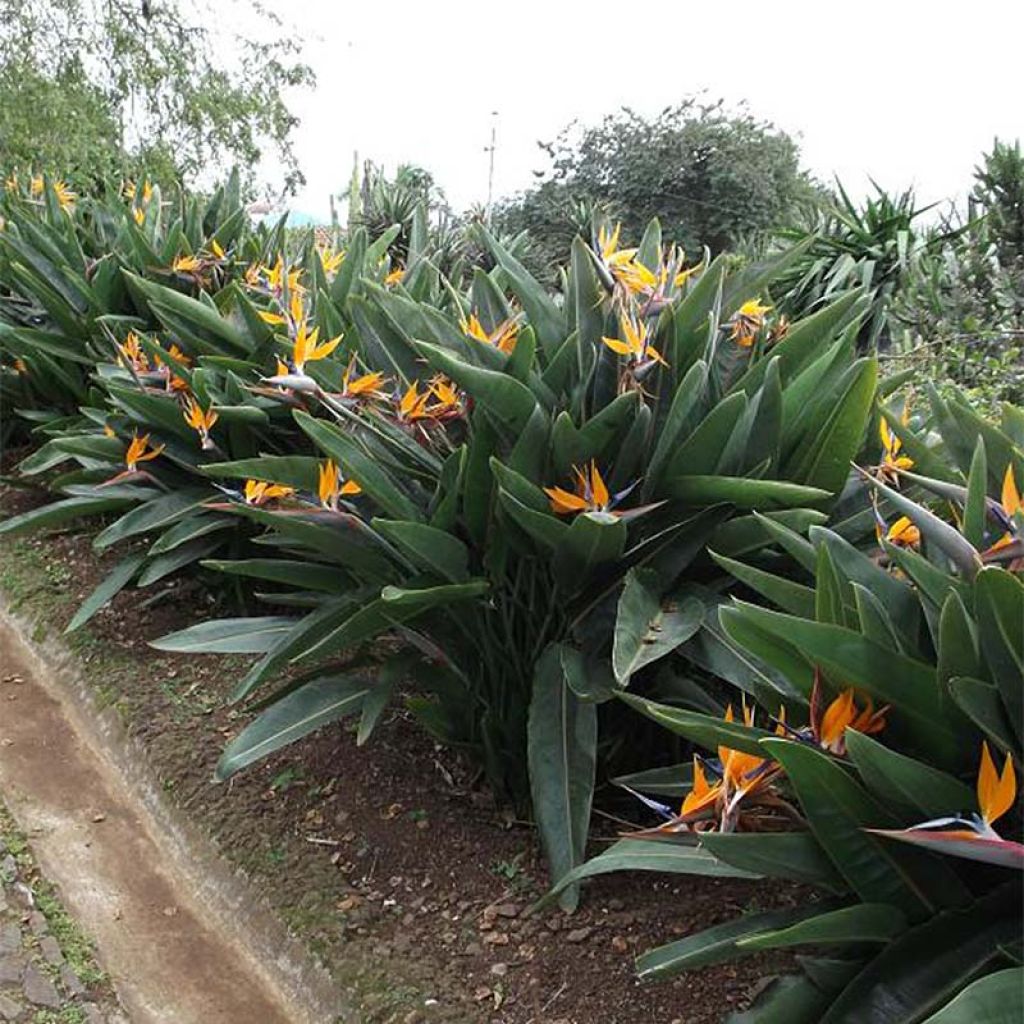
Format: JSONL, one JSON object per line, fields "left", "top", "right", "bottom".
{"left": 0, "top": 925, "right": 20, "bottom": 954}
{"left": 27, "top": 913, "right": 47, "bottom": 937}
{"left": 489, "top": 962, "right": 508, "bottom": 977}
{"left": 0, "top": 857, "right": 15, "bottom": 881}
{"left": 22, "top": 963, "right": 61, "bottom": 1008}
{"left": 0, "top": 954, "right": 25, "bottom": 983}
{"left": 611, "top": 935, "right": 629, "bottom": 953}
{"left": 10, "top": 884, "right": 33, "bottom": 910}
{"left": 0, "top": 992, "right": 24, "bottom": 1021}
{"left": 566, "top": 927, "right": 593, "bottom": 943}
{"left": 482, "top": 932, "right": 509, "bottom": 946}
{"left": 60, "top": 963, "right": 86, "bottom": 997}
{"left": 493, "top": 902, "right": 518, "bottom": 918}
{"left": 38, "top": 936, "right": 63, "bottom": 966}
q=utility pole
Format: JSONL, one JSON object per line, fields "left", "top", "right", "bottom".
{"left": 485, "top": 110, "right": 499, "bottom": 222}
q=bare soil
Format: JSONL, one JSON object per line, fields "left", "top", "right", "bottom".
{"left": 0, "top": 478, "right": 803, "bottom": 1024}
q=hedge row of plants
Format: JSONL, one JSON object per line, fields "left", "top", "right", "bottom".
{"left": 1, "top": 175, "right": 1021, "bottom": 1023}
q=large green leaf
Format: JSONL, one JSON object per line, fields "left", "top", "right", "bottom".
{"left": 612, "top": 569, "right": 703, "bottom": 683}
{"left": 637, "top": 903, "right": 832, "bottom": 981}
{"left": 665, "top": 475, "right": 831, "bottom": 510}
{"left": 725, "top": 974, "right": 832, "bottom": 1024}
{"left": 371, "top": 519, "right": 469, "bottom": 582}
{"left": 699, "top": 832, "right": 847, "bottom": 891}
{"left": 477, "top": 224, "right": 565, "bottom": 351}
{"left": 216, "top": 675, "right": 369, "bottom": 779}
{"left": 920, "top": 969, "right": 1024, "bottom": 1024}
{"left": 762, "top": 739, "right": 968, "bottom": 920}
{"left": 619, "top": 693, "right": 775, "bottom": 757}
{"left": 202, "top": 558, "right": 345, "bottom": 594}
{"left": 294, "top": 411, "right": 421, "bottom": 521}
{"left": 414, "top": 340, "right": 537, "bottom": 432}
{"left": 299, "top": 581, "right": 488, "bottom": 664}
{"left": 64, "top": 553, "right": 145, "bottom": 633}
{"left": 844, "top": 731, "right": 975, "bottom": 819}
{"left": 724, "top": 602, "right": 959, "bottom": 764}
{"left": 948, "top": 677, "right": 1019, "bottom": 756}
{"left": 973, "top": 568, "right": 1024, "bottom": 743}
{"left": 541, "top": 837, "right": 759, "bottom": 909}
{"left": 737, "top": 903, "right": 907, "bottom": 950}
{"left": 820, "top": 885, "right": 1022, "bottom": 1024}
{"left": 528, "top": 644, "right": 597, "bottom": 913}
{"left": 93, "top": 490, "right": 209, "bottom": 549}
{"left": 644, "top": 360, "right": 708, "bottom": 498}
{"left": 789, "top": 358, "right": 877, "bottom": 497}
{"left": 734, "top": 289, "right": 866, "bottom": 395}
{"left": 552, "top": 510, "right": 627, "bottom": 586}
{"left": 711, "top": 551, "right": 816, "bottom": 618}
{"left": 200, "top": 456, "right": 320, "bottom": 492}
{"left": 136, "top": 536, "right": 222, "bottom": 586}
{"left": 147, "top": 514, "right": 232, "bottom": 555}
{"left": 126, "top": 271, "right": 248, "bottom": 351}
{"left": 151, "top": 616, "right": 297, "bottom": 654}
{"left": 866, "top": 472, "right": 983, "bottom": 580}
{"left": 0, "top": 495, "right": 133, "bottom": 535}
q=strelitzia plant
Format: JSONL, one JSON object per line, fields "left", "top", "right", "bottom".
{"left": 869, "top": 742, "right": 1024, "bottom": 869}
{"left": 551, "top": 391, "right": 1022, "bottom": 1019}
{"left": 149, "top": 212, "right": 879, "bottom": 908}
{"left": 0, "top": 175, "right": 351, "bottom": 624}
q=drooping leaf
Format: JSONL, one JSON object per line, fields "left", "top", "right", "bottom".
{"left": 819, "top": 885, "right": 1022, "bottom": 1024}
{"left": 64, "top": 553, "right": 145, "bottom": 633}
{"left": 612, "top": 569, "right": 703, "bottom": 683}
{"left": 737, "top": 903, "right": 907, "bottom": 950}
{"left": 216, "top": 675, "right": 369, "bottom": 779}
{"left": 151, "top": 616, "right": 297, "bottom": 654}
{"left": 918, "top": 969, "right": 1024, "bottom": 1024}
{"left": 528, "top": 644, "right": 597, "bottom": 912}
{"left": 637, "top": 903, "right": 834, "bottom": 981}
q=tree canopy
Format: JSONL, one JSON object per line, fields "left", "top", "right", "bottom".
{"left": 495, "top": 98, "right": 817, "bottom": 274}
{"left": 0, "top": 0, "right": 313, "bottom": 192}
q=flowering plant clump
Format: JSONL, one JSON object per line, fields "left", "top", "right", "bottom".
{"left": 2, "top": 180, "right": 886, "bottom": 911}
{"left": 553, "top": 391, "right": 1022, "bottom": 1018}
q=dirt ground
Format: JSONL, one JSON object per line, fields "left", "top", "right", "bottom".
{"left": 0, "top": 478, "right": 804, "bottom": 1024}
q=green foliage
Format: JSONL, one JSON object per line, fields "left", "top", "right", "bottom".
{"left": 346, "top": 161, "right": 534, "bottom": 288}
{"left": 768, "top": 182, "right": 948, "bottom": 350}
{"left": 973, "top": 138, "right": 1024, "bottom": 272}
{"left": 0, "top": 180, "right": 879, "bottom": 902}
{"left": 892, "top": 139, "right": 1024, "bottom": 412}
{"left": 0, "top": 58, "right": 125, "bottom": 184}
{"left": 495, "top": 97, "right": 816, "bottom": 276}
{"left": 570, "top": 386, "right": 1023, "bottom": 1020}
{"left": 0, "top": 170, "right": 317, "bottom": 607}
{"left": 0, "top": 0, "right": 314, "bottom": 192}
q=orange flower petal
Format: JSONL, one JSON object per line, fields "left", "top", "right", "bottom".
{"left": 978, "top": 742, "right": 1017, "bottom": 826}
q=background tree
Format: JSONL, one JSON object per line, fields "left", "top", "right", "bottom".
{"left": 0, "top": 0, "right": 314, "bottom": 192}
{"left": 973, "top": 138, "right": 1024, "bottom": 272}
{"left": 494, "top": 96, "right": 816, "bottom": 275}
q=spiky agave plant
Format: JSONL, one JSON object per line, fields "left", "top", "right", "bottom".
{"left": 552, "top": 386, "right": 1022, "bottom": 1020}
{"left": 768, "top": 181, "right": 959, "bottom": 351}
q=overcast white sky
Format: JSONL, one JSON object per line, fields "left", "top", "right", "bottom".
{"left": 282, "top": 0, "right": 1023, "bottom": 221}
